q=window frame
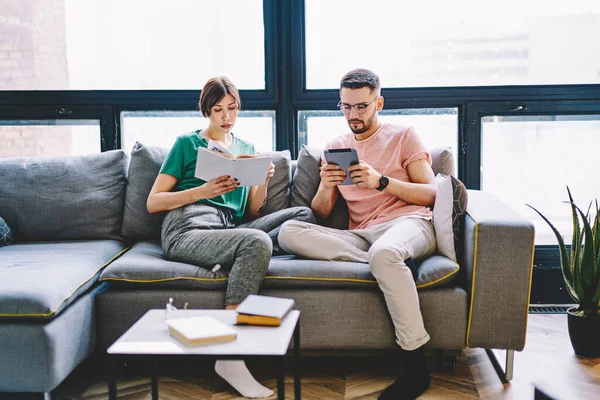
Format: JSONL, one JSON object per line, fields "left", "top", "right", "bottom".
{"left": 1, "top": 0, "right": 600, "bottom": 303}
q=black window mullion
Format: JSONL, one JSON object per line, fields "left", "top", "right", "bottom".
{"left": 275, "top": 0, "right": 295, "bottom": 155}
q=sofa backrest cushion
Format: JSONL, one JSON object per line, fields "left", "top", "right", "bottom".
{"left": 257, "top": 150, "right": 292, "bottom": 215}
{"left": 290, "top": 145, "right": 454, "bottom": 230}
{"left": 289, "top": 145, "right": 349, "bottom": 229}
{"left": 121, "top": 142, "right": 170, "bottom": 240}
{"left": 121, "top": 142, "right": 293, "bottom": 240}
{"left": 0, "top": 216, "right": 14, "bottom": 246}
{"left": 0, "top": 150, "right": 128, "bottom": 241}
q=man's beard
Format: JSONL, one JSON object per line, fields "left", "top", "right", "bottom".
{"left": 348, "top": 109, "right": 376, "bottom": 134}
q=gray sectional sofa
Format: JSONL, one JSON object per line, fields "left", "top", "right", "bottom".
{"left": 0, "top": 143, "right": 535, "bottom": 397}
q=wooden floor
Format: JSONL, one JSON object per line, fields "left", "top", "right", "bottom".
{"left": 15, "top": 314, "right": 600, "bottom": 399}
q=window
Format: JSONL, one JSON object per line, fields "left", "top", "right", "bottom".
{"left": 121, "top": 111, "right": 275, "bottom": 153}
{"left": 481, "top": 115, "right": 600, "bottom": 245}
{"left": 0, "top": 120, "right": 101, "bottom": 157}
{"left": 305, "top": 0, "right": 600, "bottom": 88}
{"left": 298, "top": 108, "right": 459, "bottom": 172}
{"left": 1, "top": 0, "right": 265, "bottom": 90}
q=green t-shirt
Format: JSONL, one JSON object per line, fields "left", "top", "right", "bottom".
{"left": 160, "top": 130, "right": 255, "bottom": 224}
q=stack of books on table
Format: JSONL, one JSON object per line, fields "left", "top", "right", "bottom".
{"left": 235, "top": 294, "right": 295, "bottom": 327}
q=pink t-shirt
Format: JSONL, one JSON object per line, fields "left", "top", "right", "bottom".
{"left": 326, "top": 123, "right": 433, "bottom": 230}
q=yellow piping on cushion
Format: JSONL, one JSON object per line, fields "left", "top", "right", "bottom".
{"left": 523, "top": 229, "right": 536, "bottom": 346}
{"left": 265, "top": 268, "right": 459, "bottom": 288}
{"left": 264, "top": 276, "right": 377, "bottom": 284}
{"left": 101, "top": 277, "right": 229, "bottom": 283}
{"left": 101, "top": 268, "right": 460, "bottom": 288}
{"left": 465, "top": 220, "right": 479, "bottom": 348}
{"left": 416, "top": 266, "right": 460, "bottom": 289}
{"left": 0, "top": 245, "right": 131, "bottom": 318}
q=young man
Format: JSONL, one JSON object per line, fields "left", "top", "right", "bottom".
{"left": 278, "top": 68, "right": 437, "bottom": 399}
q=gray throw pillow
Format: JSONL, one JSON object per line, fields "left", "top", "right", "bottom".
{"left": 290, "top": 145, "right": 349, "bottom": 230}
{"left": 433, "top": 174, "right": 468, "bottom": 262}
{"left": 0, "top": 151, "right": 128, "bottom": 241}
{"left": 415, "top": 255, "right": 460, "bottom": 289}
{"left": 0, "top": 216, "right": 13, "bottom": 246}
{"left": 430, "top": 146, "right": 455, "bottom": 176}
{"left": 258, "top": 150, "right": 292, "bottom": 215}
{"left": 290, "top": 145, "right": 322, "bottom": 209}
{"left": 121, "top": 142, "right": 169, "bottom": 240}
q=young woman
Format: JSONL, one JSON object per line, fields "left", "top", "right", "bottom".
{"left": 147, "top": 76, "right": 314, "bottom": 398}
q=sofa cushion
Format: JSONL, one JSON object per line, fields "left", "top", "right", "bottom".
{"left": 0, "top": 240, "right": 127, "bottom": 318}
{"left": 100, "top": 241, "right": 229, "bottom": 289}
{"left": 290, "top": 145, "right": 322, "bottom": 209}
{"left": 121, "top": 143, "right": 293, "bottom": 240}
{"left": 100, "top": 241, "right": 458, "bottom": 290}
{"left": 264, "top": 255, "right": 458, "bottom": 290}
{"left": 0, "top": 216, "right": 13, "bottom": 247}
{"left": 258, "top": 150, "right": 292, "bottom": 215}
{"left": 290, "top": 145, "right": 348, "bottom": 229}
{"left": 0, "top": 151, "right": 128, "bottom": 241}
{"left": 121, "top": 142, "right": 170, "bottom": 240}
{"left": 430, "top": 146, "right": 455, "bottom": 176}
{"left": 433, "top": 174, "right": 468, "bottom": 262}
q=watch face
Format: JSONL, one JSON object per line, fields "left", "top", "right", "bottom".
{"left": 378, "top": 175, "right": 389, "bottom": 191}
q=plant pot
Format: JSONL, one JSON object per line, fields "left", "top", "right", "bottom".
{"left": 567, "top": 307, "right": 600, "bottom": 358}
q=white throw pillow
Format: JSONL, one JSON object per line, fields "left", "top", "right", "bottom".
{"left": 433, "top": 174, "right": 468, "bottom": 262}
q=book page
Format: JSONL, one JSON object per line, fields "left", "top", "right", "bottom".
{"left": 195, "top": 148, "right": 272, "bottom": 186}
{"left": 195, "top": 147, "right": 234, "bottom": 182}
{"left": 207, "top": 139, "right": 234, "bottom": 158}
{"left": 231, "top": 156, "right": 273, "bottom": 186}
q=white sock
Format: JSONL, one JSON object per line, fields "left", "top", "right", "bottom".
{"left": 215, "top": 359, "right": 274, "bottom": 398}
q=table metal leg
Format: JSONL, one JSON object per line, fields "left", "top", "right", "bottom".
{"left": 277, "top": 356, "right": 285, "bottom": 400}
{"left": 293, "top": 321, "right": 301, "bottom": 400}
{"left": 108, "top": 356, "right": 117, "bottom": 400}
{"left": 151, "top": 358, "right": 159, "bottom": 400}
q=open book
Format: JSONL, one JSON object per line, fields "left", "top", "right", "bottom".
{"left": 166, "top": 316, "right": 237, "bottom": 347}
{"left": 235, "top": 295, "right": 295, "bottom": 327}
{"left": 194, "top": 143, "right": 272, "bottom": 187}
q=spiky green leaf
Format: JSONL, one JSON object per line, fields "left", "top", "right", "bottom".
{"left": 527, "top": 204, "right": 578, "bottom": 303}
{"left": 567, "top": 188, "right": 587, "bottom": 305}
{"left": 573, "top": 203, "right": 597, "bottom": 310}
{"left": 594, "top": 200, "right": 600, "bottom": 277}
{"left": 567, "top": 188, "right": 581, "bottom": 288}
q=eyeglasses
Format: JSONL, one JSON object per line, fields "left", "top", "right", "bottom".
{"left": 337, "top": 97, "right": 379, "bottom": 115}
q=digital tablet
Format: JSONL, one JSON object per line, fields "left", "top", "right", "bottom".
{"left": 323, "top": 148, "right": 360, "bottom": 185}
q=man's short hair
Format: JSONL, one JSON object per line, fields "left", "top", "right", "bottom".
{"left": 340, "top": 68, "right": 380, "bottom": 93}
{"left": 199, "top": 76, "right": 241, "bottom": 117}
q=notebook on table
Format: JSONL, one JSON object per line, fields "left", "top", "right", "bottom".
{"left": 235, "top": 295, "right": 295, "bottom": 327}
{"left": 166, "top": 316, "right": 237, "bottom": 346}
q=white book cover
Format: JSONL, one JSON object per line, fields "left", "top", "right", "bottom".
{"left": 166, "top": 316, "right": 237, "bottom": 346}
{"left": 194, "top": 147, "right": 272, "bottom": 186}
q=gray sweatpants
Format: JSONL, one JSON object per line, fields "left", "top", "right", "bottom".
{"left": 161, "top": 204, "right": 315, "bottom": 306}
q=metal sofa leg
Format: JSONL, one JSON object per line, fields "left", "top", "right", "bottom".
{"left": 44, "top": 393, "right": 52, "bottom": 400}
{"left": 485, "top": 349, "right": 514, "bottom": 382}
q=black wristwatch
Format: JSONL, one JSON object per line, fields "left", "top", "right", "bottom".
{"left": 376, "top": 175, "right": 389, "bottom": 191}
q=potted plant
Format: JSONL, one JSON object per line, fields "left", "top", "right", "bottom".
{"left": 528, "top": 187, "right": 600, "bottom": 358}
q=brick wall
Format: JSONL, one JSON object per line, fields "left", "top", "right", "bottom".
{"left": 0, "top": 0, "right": 72, "bottom": 157}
